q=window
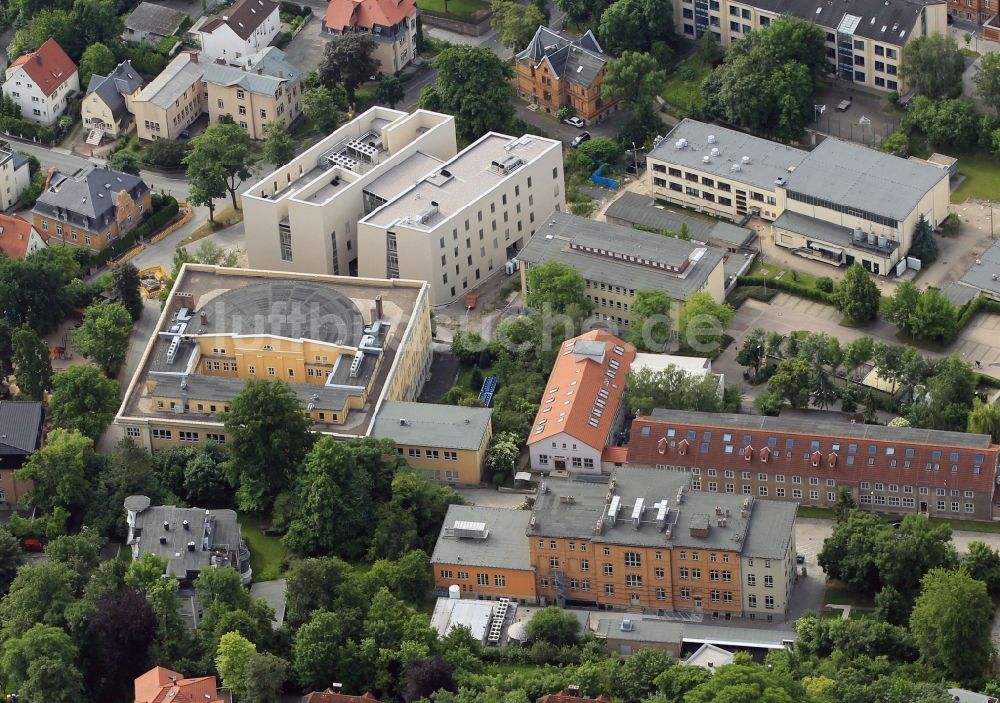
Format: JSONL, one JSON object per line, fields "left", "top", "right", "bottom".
{"left": 476, "top": 573, "right": 489, "bottom": 585}
{"left": 624, "top": 552, "right": 641, "bottom": 567}
{"left": 494, "top": 574, "right": 506, "bottom": 587}
{"left": 445, "top": 451, "right": 458, "bottom": 461}
{"left": 748, "top": 594, "right": 757, "bottom": 608}
{"left": 603, "top": 563, "right": 613, "bottom": 576}
{"left": 626, "top": 574, "right": 642, "bottom": 587}
{"left": 605, "top": 583, "right": 615, "bottom": 595}
{"left": 440, "top": 570, "right": 453, "bottom": 579}
{"left": 656, "top": 588, "right": 666, "bottom": 601}
{"left": 710, "top": 569, "right": 719, "bottom": 581}
{"left": 549, "top": 557, "right": 559, "bottom": 568}
{"left": 747, "top": 574, "right": 756, "bottom": 586}
{"left": 179, "top": 431, "right": 199, "bottom": 442}
{"left": 765, "top": 595, "right": 775, "bottom": 609}
{"left": 679, "top": 568, "right": 689, "bottom": 579}
{"left": 581, "top": 559, "right": 589, "bottom": 571}
{"left": 126, "top": 427, "right": 141, "bottom": 438}
{"left": 691, "top": 568, "right": 701, "bottom": 579}
{"left": 655, "top": 567, "right": 665, "bottom": 579}
{"left": 764, "top": 575, "right": 774, "bottom": 588}
{"left": 152, "top": 429, "right": 172, "bottom": 440}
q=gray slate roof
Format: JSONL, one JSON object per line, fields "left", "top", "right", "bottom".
{"left": 518, "top": 211, "right": 726, "bottom": 302}
{"left": 516, "top": 26, "right": 608, "bottom": 87}
{"left": 959, "top": 238, "right": 1000, "bottom": 297}
{"left": 647, "top": 409, "right": 995, "bottom": 449}
{"left": 371, "top": 401, "right": 492, "bottom": 451}
{"left": 595, "top": 614, "right": 794, "bottom": 648}
{"left": 202, "top": 47, "right": 300, "bottom": 96}
{"left": 125, "top": 1, "right": 187, "bottom": 37}
{"left": 606, "top": 191, "right": 757, "bottom": 249}
{"left": 652, "top": 119, "right": 809, "bottom": 192}
{"left": 200, "top": 0, "right": 278, "bottom": 39}
{"left": 34, "top": 165, "right": 149, "bottom": 226}
{"left": 86, "top": 61, "right": 144, "bottom": 121}
{"left": 749, "top": 0, "right": 940, "bottom": 44}
{"left": 135, "top": 52, "right": 204, "bottom": 109}
{"left": 772, "top": 210, "right": 857, "bottom": 249}
{"left": 0, "top": 401, "right": 43, "bottom": 455}
{"left": 783, "top": 137, "right": 948, "bottom": 223}
{"left": 431, "top": 505, "right": 534, "bottom": 571}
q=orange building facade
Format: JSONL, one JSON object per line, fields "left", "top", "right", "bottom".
{"left": 515, "top": 27, "right": 618, "bottom": 124}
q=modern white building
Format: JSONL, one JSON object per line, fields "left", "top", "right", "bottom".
{"left": 242, "top": 108, "right": 458, "bottom": 277}
{"left": 356, "top": 130, "right": 564, "bottom": 305}
{"left": 194, "top": 0, "right": 281, "bottom": 61}
{"left": 3, "top": 39, "right": 80, "bottom": 127}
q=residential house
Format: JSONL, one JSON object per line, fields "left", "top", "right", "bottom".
{"left": 515, "top": 26, "right": 617, "bottom": 124}
{"left": 203, "top": 47, "right": 302, "bottom": 139}
{"left": 517, "top": 212, "right": 728, "bottom": 332}
{"left": 525, "top": 330, "right": 636, "bottom": 473}
{"left": 2, "top": 39, "right": 80, "bottom": 126}
{"left": 123, "top": 2, "right": 188, "bottom": 45}
{"left": 537, "top": 689, "right": 612, "bottom": 703}
{"left": 130, "top": 51, "right": 206, "bottom": 141}
{"left": 0, "top": 400, "right": 43, "bottom": 506}
{"left": 303, "top": 687, "right": 380, "bottom": 703}
{"left": 627, "top": 409, "right": 1000, "bottom": 520}
{"left": 195, "top": 0, "right": 281, "bottom": 61}
{"left": 321, "top": 0, "right": 419, "bottom": 74}
{"left": 0, "top": 148, "right": 31, "bottom": 210}
{"left": 134, "top": 666, "right": 223, "bottom": 703}
{"left": 670, "top": 0, "right": 946, "bottom": 93}
{"left": 370, "top": 401, "right": 493, "bottom": 485}
{"left": 114, "top": 265, "right": 434, "bottom": 447}
{"left": 0, "top": 213, "right": 47, "bottom": 259}
{"left": 124, "top": 494, "right": 253, "bottom": 585}
{"left": 82, "top": 61, "right": 145, "bottom": 140}
{"left": 648, "top": 119, "right": 950, "bottom": 275}
{"left": 431, "top": 504, "right": 538, "bottom": 602}
{"left": 32, "top": 165, "right": 151, "bottom": 253}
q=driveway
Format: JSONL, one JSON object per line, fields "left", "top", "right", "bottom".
{"left": 281, "top": 17, "right": 325, "bottom": 75}
{"left": 513, "top": 101, "right": 633, "bottom": 141}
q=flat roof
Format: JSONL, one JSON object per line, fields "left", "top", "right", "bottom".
{"left": 128, "top": 499, "right": 244, "bottom": 578}
{"left": 594, "top": 614, "right": 794, "bottom": 648}
{"left": 517, "top": 211, "right": 725, "bottom": 302}
{"left": 431, "top": 598, "right": 496, "bottom": 640}
{"left": 363, "top": 151, "right": 443, "bottom": 203}
{"left": 651, "top": 119, "right": 808, "bottom": 192}
{"left": 645, "top": 409, "right": 995, "bottom": 449}
{"left": 773, "top": 210, "right": 857, "bottom": 250}
{"left": 959, "top": 238, "right": 1000, "bottom": 296}
{"left": 783, "top": 137, "right": 948, "bottom": 222}
{"left": 606, "top": 191, "right": 757, "bottom": 249}
{"left": 119, "top": 266, "right": 427, "bottom": 438}
{"left": 529, "top": 468, "right": 793, "bottom": 553}
{"left": 371, "top": 401, "right": 492, "bottom": 450}
{"left": 362, "top": 132, "right": 560, "bottom": 229}
{"left": 431, "top": 505, "right": 533, "bottom": 571}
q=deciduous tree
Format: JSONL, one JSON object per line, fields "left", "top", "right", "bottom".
{"left": 962, "top": 540, "right": 1000, "bottom": 593}
{"left": 908, "top": 287, "right": 956, "bottom": 343}
{"left": 241, "top": 652, "right": 289, "bottom": 703}
{"left": 598, "top": 0, "right": 673, "bottom": 54}
{"left": 883, "top": 280, "right": 921, "bottom": 336}
{"left": 974, "top": 50, "right": 1000, "bottom": 114}
{"left": 303, "top": 86, "right": 347, "bottom": 132}
{"left": 320, "top": 33, "right": 379, "bottom": 102}
{"left": 87, "top": 588, "right": 158, "bottom": 701}
{"left": 525, "top": 260, "right": 592, "bottom": 316}
{"left": 12, "top": 324, "right": 51, "bottom": 400}
{"left": 216, "top": 631, "right": 258, "bottom": 700}
{"left": 491, "top": 0, "right": 546, "bottom": 50}
{"left": 0, "top": 528, "right": 24, "bottom": 596}
{"left": 79, "top": 42, "right": 116, "bottom": 86}
{"left": 222, "top": 379, "right": 313, "bottom": 513}
{"left": 263, "top": 119, "right": 295, "bottom": 167}
{"left": 375, "top": 74, "right": 406, "bottom": 109}
{"left": 677, "top": 291, "right": 733, "bottom": 354}
{"left": 185, "top": 121, "right": 256, "bottom": 210}
{"left": 15, "top": 428, "right": 94, "bottom": 513}
{"left": 109, "top": 151, "right": 141, "bottom": 175}
{"left": 72, "top": 300, "right": 133, "bottom": 376}
{"left": 404, "top": 657, "right": 458, "bottom": 703}
{"left": 833, "top": 262, "right": 880, "bottom": 323}
{"left": 901, "top": 34, "right": 965, "bottom": 99}
{"left": 112, "top": 262, "right": 144, "bottom": 320}
{"left": 627, "top": 289, "right": 672, "bottom": 352}
{"left": 48, "top": 366, "right": 119, "bottom": 439}
{"left": 602, "top": 51, "right": 667, "bottom": 111}
{"left": 736, "top": 327, "right": 768, "bottom": 374}
{"left": 0, "top": 624, "right": 83, "bottom": 703}
{"left": 525, "top": 606, "right": 580, "bottom": 647}
{"left": 425, "top": 46, "right": 515, "bottom": 142}
{"left": 767, "top": 357, "right": 812, "bottom": 409}
{"left": 968, "top": 398, "right": 1000, "bottom": 442}
{"left": 0, "top": 562, "right": 76, "bottom": 639}
{"left": 624, "top": 365, "right": 723, "bottom": 415}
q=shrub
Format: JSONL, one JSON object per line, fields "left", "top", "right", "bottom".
{"left": 940, "top": 212, "right": 960, "bottom": 236}
{"left": 0, "top": 115, "right": 54, "bottom": 143}
{"left": 95, "top": 196, "right": 179, "bottom": 266}
{"left": 816, "top": 276, "right": 835, "bottom": 293}
{"left": 122, "top": 45, "right": 168, "bottom": 77}
{"left": 735, "top": 276, "right": 835, "bottom": 304}
{"left": 144, "top": 138, "right": 189, "bottom": 169}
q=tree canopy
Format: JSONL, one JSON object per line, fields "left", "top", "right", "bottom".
{"left": 900, "top": 34, "right": 965, "bottom": 99}
{"left": 48, "top": 366, "right": 119, "bottom": 439}
{"left": 833, "top": 263, "right": 880, "bottom": 323}
{"left": 72, "top": 300, "right": 133, "bottom": 376}
{"left": 422, "top": 46, "right": 515, "bottom": 142}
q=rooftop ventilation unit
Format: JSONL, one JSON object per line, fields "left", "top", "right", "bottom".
{"left": 620, "top": 618, "right": 634, "bottom": 632}
{"left": 453, "top": 520, "right": 489, "bottom": 539}
{"left": 491, "top": 155, "right": 525, "bottom": 175}
{"left": 165, "top": 336, "right": 181, "bottom": 364}
{"left": 741, "top": 155, "right": 751, "bottom": 164}
{"left": 731, "top": 164, "right": 742, "bottom": 172}
{"left": 348, "top": 350, "right": 366, "bottom": 378}
{"left": 702, "top": 156, "right": 711, "bottom": 164}
{"left": 631, "top": 497, "right": 645, "bottom": 528}
{"left": 710, "top": 147, "right": 721, "bottom": 157}
{"left": 707, "top": 135, "right": 717, "bottom": 144}
{"left": 414, "top": 202, "right": 439, "bottom": 224}
{"left": 608, "top": 495, "right": 621, "bottom": 526}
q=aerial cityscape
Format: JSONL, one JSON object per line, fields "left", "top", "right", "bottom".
{"left": 0, "top": 0, "right": 998, "bottom": 700}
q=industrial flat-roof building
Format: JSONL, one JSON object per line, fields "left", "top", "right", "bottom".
{"left": 627, "top": 409, "right": 1000, "bottom": 521}
{"left": 370, "top": 401, "right": 493, "bottom": 485}
{"left": 958, "top": 239, "right": 1000, "bottom": 302}
{"left": 124, "top": 494, "right": 252, "bottom": 585}
{"left": 114, "top": 265, "right": 433, "bottom": 448}
{"left": 648, "top": 120, "right": 950, "bottom": 276}
{"left": 518, "top": 212, "right": 727, "bottom": 332}
{"left": 668, "top": 0, "right": 946, "bottom": 94}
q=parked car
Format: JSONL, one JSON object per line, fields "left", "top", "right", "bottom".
{"left": 836, "top": 96, "right": 853, "bottom": 111}
{"left": 571, "top": 132, "right": 591, "bottom": 148}
{"left": 564, "top": 116, "right": 585, "bottom": 128}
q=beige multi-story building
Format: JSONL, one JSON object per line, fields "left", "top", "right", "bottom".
{"left": 321, "top": 0, "right": 418, "bottom": 75}
{"left": 370, "top": 401, "right": 493, "bottom": 485}
{"left": 673, "top": 0, "right": 946, "bottom": 93}
{"left": 518, "top": 211, "right": 727, "bottom": 331}
{"left": 356, "top": 131, "right": 564, "bottom": 305}
{"left": 114, "top": 265, "right": 434, "bottom": 449}
{"left": 83, "top": 60, "right": 144, "bottom": 140}
{"left": 203, "top": 48, "right": 302, "bottom": 140}
{"left": 130, "top": 51, "right": 206, "bottom": 141}
{"left": 242, "top": 108, "right": 458, "bottom": 278}
{"left": 648, "top": 119, "right": 950, "bottom": 276}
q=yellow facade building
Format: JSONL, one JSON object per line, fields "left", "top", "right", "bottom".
{"left": 115, "top": 265, "right": 433, "bottom": 448}
{"left": 370, "top": 401, "right": 493, "bottom": 486}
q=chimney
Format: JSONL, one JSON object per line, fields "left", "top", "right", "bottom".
{"left": 182, "top": 519, "right": 190, "bottom": 530}
{"left": 374, "top": 294, "right": 383, "bottom": 321}
{"left": 187, "top": 541, "right": 196, "bottom": 551}
{"left": 566, "top": 686, "right": 581, "bottom": 698}
{"left": 200, "top": 311, "right": 209, "bottom": 325}
{"left": 43, "top": 166, "right": 57, "bottom": 192}
{"left": 189, "top": 51, "right": 199, "bottom": 64}
{"left": 163, "top": 521, "right": 170, "bottom": 530}
{"left": 329, "top": 684, "right": 344, "bottom": 694}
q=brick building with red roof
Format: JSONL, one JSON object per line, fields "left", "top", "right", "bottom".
{"left": 303, "top": 685, "right": 381, "bottom": 703}
{"left": 134, "top": 666, "right": 223, "bottom": 703}
{"left": 3, "top": 39, "right": 80, "bottom": 126}
{"left": 321, "top": 0, "right": 418, "bottom": 74}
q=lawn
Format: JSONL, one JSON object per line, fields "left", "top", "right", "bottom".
{"left": 797, "top": 505, "right": 837, "bottom": 520}
{"left": 824, "top": 584, "right": 874, "bottom": 608}
{"left": 238, "top": 515, "right": 291, "bottom": 582}
{"left": 951, "top": 151, "right": 1000, "bottom": 203}
{"left": 748, "top": 260, "right": 830, "bottom": 291}
{"left": 661, "top": 58, "right": 712, "bottom": 117}
{"left": 416, "top": 0, "right": 490, "bottom": 20}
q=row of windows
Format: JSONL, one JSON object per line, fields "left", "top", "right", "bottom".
{"left": 859, "top": 481, "right": 974, "bottom": 498}
{"left": 786, "top": 189, "right": 898, "bottom": 228}
{"left": 747, "top": 594, "right": 776, "bottom": 609}
{"left": 399, "top": 447, "right": 459, "bottom": 460}
{"left": 677, "top": 568, "right": 735, "bottom": 582}
{"left": 439, "top": 570, "right": 507, "bottom": 587}
{"left": 692, "top": 480, "right": 835, "bottom": 501}
{"left": 657, "top": 179, "right": 735, "bottom": 208}
{"left": 745, "top": 574, "right": 774, "bottom": 587}
{"left": 692, "top": 468, "right": 835, "bottom": 484}
{"left": 536, "top": 455, "right": 595, "bottom": 469}
{"left": 586, "top": 280, "right": 637, "bottom": 296}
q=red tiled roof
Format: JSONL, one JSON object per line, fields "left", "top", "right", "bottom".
{"left": 7, "top": 39, "right": 77, "bottom": 97}
{"left": 537, "top": 691, "right": 612, "bottom": 703}
{"left": 601, "top": 446, "right": 628, "bottom": 464}
{"left": 134, "top": 666, "right": 223, "bottom": 703}
{"left": 526, "top": 330, "right": 636, "bottom": 450}
{"left": 0, "top": 214, "right": 44, "bottom": 259}
{"left": 324, "top": 0, "right": 416, "bottom": 31}
{"left": 304, "top": 691, "right": 381, "bottom": 703}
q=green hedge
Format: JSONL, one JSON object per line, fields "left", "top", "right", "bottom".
{"left": 95, "top": 195, "right": 179, "bottom": 266}
{"left": 728, "top": 285, "right": 777, "bottom": 308}
{"left": 951, "top": 294, "right": 1000, "bottom": 344}
{"left": 0, "top": 115, "right": 54, "bottom": 144}
{"left": 280, "top": 0, "right": 312, "bottom": 15}
{"left": 735, "top": 275, "right": 835, "bottom": 304}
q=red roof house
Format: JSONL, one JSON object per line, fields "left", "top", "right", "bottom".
{"left": 134, "top": 666, "right": 223, "bottom": 703}
{"left": 0, "top": 214, "right": 47, "bottom": 259}
{"left": 3, "top": 39, "right": 80, "bottom": 126}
